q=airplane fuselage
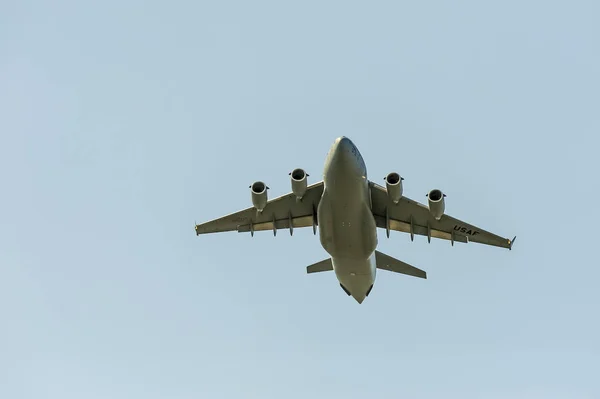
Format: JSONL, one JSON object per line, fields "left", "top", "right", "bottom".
{"left": 317, "top": 137, "right": 378, "bottom": 303}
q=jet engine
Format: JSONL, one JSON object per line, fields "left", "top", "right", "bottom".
{"left": 427, "top": 189, "right": 446, "bottom": 220}
{"left": 250, "top": 181, "right": 268, "bottom": 212}
{"left": 384, "top": 172, "right": 404, "bottom": 204}
{"left": 290, "top": 168, "right": 308, "bottom": 200}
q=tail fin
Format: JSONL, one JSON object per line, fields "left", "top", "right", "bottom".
{"left": 375, "top": 251, "right": 427, "bottom": 279}
{"left": 306, "top": 258, "right": 333, "bottom": 274}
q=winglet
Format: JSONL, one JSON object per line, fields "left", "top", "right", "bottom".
{"left": 508, "top": 236, "right": 517, "bottom": 250}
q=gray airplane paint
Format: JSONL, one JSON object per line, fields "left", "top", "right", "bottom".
{"left": 194, "top": 136, "right": 515, "bottom": 304}
{"left": 318, "top": 137, "right": 378, "bottom": 303}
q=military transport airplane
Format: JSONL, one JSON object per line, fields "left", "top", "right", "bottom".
{"left": 195, "top": 137, "right": 515, "bottom": 303}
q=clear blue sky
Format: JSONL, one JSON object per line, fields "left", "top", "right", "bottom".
{"left": 2, "top": 1, "right": 599, "bottom": 398}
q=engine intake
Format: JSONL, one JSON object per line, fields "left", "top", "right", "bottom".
{"left": 427, "top": 189, "right": 446, "bottom": 220}
{"left": 290, "top": 168, "right": 308, "bottom": 200}
{"left": 250, "top": 181, "right": 268, "bottom": 212}
{"left": 384, "top": 172, "right": 404, "bottom": 204}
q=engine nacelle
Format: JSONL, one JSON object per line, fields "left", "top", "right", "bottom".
{"left": 427, "top": 189, "right": 446, "bottom": 220}
{"left": 290, "top": 168, "right": 308, "bottom": 200}
{"left": 250, "top": 181, "right": 268, "bottom": 212}
{"left": 384, "top": 172, "right": 404, "bottom": 204}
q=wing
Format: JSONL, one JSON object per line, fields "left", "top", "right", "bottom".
{"left": 195, "top": 181, "right": 324, "bottom": 236}
{"left": 369, "top": 182, "right": 515, "bottom": 249}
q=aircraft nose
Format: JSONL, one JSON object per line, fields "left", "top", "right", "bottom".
{"left": 332, "top": 136, "right": 353, "bottom": 159}
{"left": 326, "top": 136, "right": 362, "bottom": 180}
{"left": 334, "top": 136, "right": 352, "bottom": 150}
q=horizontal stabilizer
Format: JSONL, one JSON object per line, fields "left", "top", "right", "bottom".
{"left": 375, "top": 251, "right": 427, "bottom": 279}
{"left": 306, "top": 258, "right": 333, "bottom": 274}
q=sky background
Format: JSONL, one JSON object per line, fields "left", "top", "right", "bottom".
{"left": 1, "top": 1, "right": 599, "bottom": 398}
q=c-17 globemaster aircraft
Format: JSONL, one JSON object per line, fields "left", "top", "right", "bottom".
{"left": 195, "top": 137, "right": 516, "bottom": 303}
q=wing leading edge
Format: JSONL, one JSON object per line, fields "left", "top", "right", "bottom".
{"left": 195, "top": 181, "right": 324, "bottom": 236}
{"left": 369, "top": 182, "right": 515, "bottom": 249}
